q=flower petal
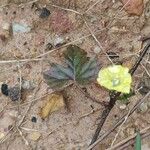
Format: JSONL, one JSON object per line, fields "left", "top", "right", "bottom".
{"left": 97, "top": 65, "right": 132, "bottom": 93}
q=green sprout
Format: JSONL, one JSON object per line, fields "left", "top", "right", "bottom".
{"left": 97, "top": 65, "right": 132, "bottom": 94}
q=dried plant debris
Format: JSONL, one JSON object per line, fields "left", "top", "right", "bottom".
{"left": 43, "top": 45, "right": 98, "bottom": 89}
{"left": 39, "top": 93, "right": 65, "bottom": 119}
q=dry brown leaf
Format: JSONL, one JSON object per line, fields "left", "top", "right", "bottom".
{"left": 121, "top": 0, "right": 144, "bottom": 16}
{"left": 39, "top": 93, "right": 64, "bottom": 119}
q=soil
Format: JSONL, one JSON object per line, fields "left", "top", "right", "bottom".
{"left": 0, "top": 0, "right": 150, "bottom": 150}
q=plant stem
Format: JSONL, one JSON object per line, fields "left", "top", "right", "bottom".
{"left": 89, "top": 92, "right": 120, "bottom": 145}
{"left": 89, "top": 43, "right": 150, "bottom": 148}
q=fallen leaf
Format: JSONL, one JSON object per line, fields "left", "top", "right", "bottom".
{"left": 43, "top": 45, "right": 98, "bottom": 89}
{"left": 121, "top": 0, "right": 144, "bottom": 16}
{"left": 39, "top": 93, "right": 64, "bottom": 119}
{"left": 28, "top": 132, "right": 41, "bottom": 141}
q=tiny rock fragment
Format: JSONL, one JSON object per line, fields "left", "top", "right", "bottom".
{"left": 21, "top": 80, "right": 35, "bottom": 90}
{"left": 8, "top": 86, "right": 21, "bottom": 101}
{"left": 2, "top": 22, "right": 11, "bottom": 31}
{"left": 138, "top": 102, "right": 148, "bottom": 113}
{"left": 12, "top": 23, "right": 31, "bottom": 33}
{"left": 40, "top": 93, "right": 65, "bottom": 119}
{"left": 0, "top": 132, "right": 5, "bottom": 140}
{"left": 1, "top": 83, "right": 9, "bottom": 96}
{"left": 93, "top": 46, "right": 101, "bottom": 54}
{"left": 39, "top": 8, "right": 51, "bottom": 18}
{"left": 28, "top": 132, "right": 41, "bottom": 141}
{"left": 119, "top": 104, "right": 127, "bottom": 110}
{"left": 0, "top": 22, "right": 12, "bottom": 41}
{"left": 121, "top": 0, "right": 144, "bottom": 16}
{"left": 53, "top": 36, "right": 65, "bottom": 47}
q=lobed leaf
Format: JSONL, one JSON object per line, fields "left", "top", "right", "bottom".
{"left": 43, "top": 45, "right": 98, "bottom": 89}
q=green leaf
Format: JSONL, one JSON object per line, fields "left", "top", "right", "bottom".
{"left": 119, "top": 91, "right": 135, "bottom": 103}
{"left": 135, "top": 132, "right": 141, "bottom": 150}
{"left": 43, "top": 45, "right": 98, "bottom": 89}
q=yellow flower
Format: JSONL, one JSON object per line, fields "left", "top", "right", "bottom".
{"left": 97, "top": 65, "right": 132, "bottom": 93}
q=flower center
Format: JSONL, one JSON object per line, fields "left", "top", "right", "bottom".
{"left": 112, "top": 78, "right": 120, "bottom": 86}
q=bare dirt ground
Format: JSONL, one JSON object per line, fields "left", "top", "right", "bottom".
{"left": 0, "top": 0, "right": 150, "bottom": 150}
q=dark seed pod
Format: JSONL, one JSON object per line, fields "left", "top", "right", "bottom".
{"left": 1, "top": 84, "right": 9, "bottom": 96}
{"left": 39, "top": 8, "right": 50, "bottom": 18}
{"left": 8, "top": 86, "right": 21, "bottom": 101}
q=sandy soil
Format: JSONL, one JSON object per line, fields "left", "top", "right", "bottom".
{"left": 0, "top": 0, "right": 150, "bottom": 150}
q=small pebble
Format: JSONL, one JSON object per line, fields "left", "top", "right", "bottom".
{"left": 93, "top": 46, "right": 101, "bottom": 54}
{"left": 12, "top": 23, "right": 31, "bottom": 33}
{"left": 8, "top": 86, "right": 21, "bottom": 101}
{"left": 31, "top": 116, "right": 37, "bottom": 123}
{"left": 53, "top": 36, "right": 65, "bottom": 47}
{"left": 1, "top": 83, "right": 9, "bottom": 96}
{"left": 21, "top": 80, "right": 35, "bottom": 90}
{"left": 2, "top": 22, "right": 11, "bottom": 31}
{"left": 119, "top": 104, "right": 127, "bottom": 110}
{"left": 39, "top": 8, "right": 51, "bottom": 18}
{"left": 28, "top": 132, "right": 41, "bottom": 141}
{"left": 90, "top": 17, "right": 97, "bottom": 23}
{"left": 138, "top": 102, "right": 148, "bottom": 113}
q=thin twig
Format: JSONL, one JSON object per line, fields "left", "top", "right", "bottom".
{"left": 83, "top": 17, "right": 113, "bottom": 64}
{"left": 85, "top": 0, "right": 101, "bottom": 13}
{"left": 75, "top": 84, "right": 105, "bottom": 105}
{"left": 48, "top": 4, "right": 82, "bottom": 15}
{"left": 129, "top": 43, "right": 150, "bottom": 75}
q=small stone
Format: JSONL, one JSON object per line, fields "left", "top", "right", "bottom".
{"left": 119, "top": 104, "right": 127, "bottom": 110}
{"left": 93, "top": 46, "right": 101, "bottom": 54}
{"left": 31, "top": 116, "right": 37, "bottom": 123}
{"left": 53, "top": 36, "right": 65, "bottom": 47}
{"left": 138, "top": 102, "right": 148, "bottom": 113}
{"left": 0, "top": 132, "right": 5, "bottom": 140}
{"left": 12, "top": 23, "right": 31, "bottom": 33}
{"left": 39, "top": 8, "right": 51, "bottom": 18}
{"left": 1, "top": 84, "right": 9, "bottom": 96}
{"left": 0, "top": 22, "right": 12, "bottom": 40}
{"left": 28, "top": 132, "right": 41, "bottom": 141}
{"left": 2, "top": 22, "right": 11, "bottom": 31}
{"left": 90, "top": 17, "right": 97, "bottom": 23}
{"left": 8, "top": 86, "right": 21, "bottom": 101}
{"left": 21, "top": 80, "right": 35, "bottom": 90}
